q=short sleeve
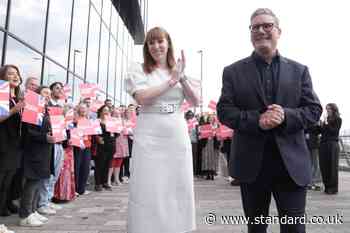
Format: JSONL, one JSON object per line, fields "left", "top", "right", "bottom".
{"left": 125, "top": 62, "right": 148, "bottom": 97}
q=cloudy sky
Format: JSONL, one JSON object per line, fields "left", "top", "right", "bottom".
{"left": 134, "top": 0, "right": 350, "bottom": 130}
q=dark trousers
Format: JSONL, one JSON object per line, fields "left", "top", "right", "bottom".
{"left": 196, "top": 146, "right": 203, "bottom": 175}
{"left": 94, "top": 149, "right": 113, "bottom": 186}
{"left": 191, "top": 143, "right": 198, "bottom": 175}
{"left": 240, "top": 140, "right": 307, "bottom": 233}
{"left": 74, "top": 148, "right": 91, "bottom": 194}
{"left": 119, "top": 157, "right": 130, "bottom": 180}
{"left": 10, "top": 167, "right": 24, "bottom": 201}
{"left": 0, "top": 170, "right": 16, "bottom": 215}
{"left": 319, "top": 141, "right": 339, "bottom": 192}
{"left": 19, "top": 178, "right": 41, "bottom": 218}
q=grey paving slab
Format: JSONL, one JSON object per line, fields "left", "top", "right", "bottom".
{"left": 1, "top": 172, "right": 350, "bottom": 233}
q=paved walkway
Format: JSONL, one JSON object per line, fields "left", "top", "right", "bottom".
{"left": 1, "top": 172, "right": 349, "bottom": 233}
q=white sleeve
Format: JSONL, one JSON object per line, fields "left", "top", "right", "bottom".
{"left": 125, "top": 62, "right": 148, "bottom": 97}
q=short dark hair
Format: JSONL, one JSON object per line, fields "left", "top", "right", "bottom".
{"left": 97, "top": 104, "right": 110, "bottom": 118}
{"left": 49, "top": 81, "right": 63, "bottom": 90}
{"left": 250, "top": 8, "right": 279, "bottom": 26}
{"left": 36, "top": 85, "right": 49, "bottom": 95}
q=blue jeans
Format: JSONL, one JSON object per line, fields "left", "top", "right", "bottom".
{"left": 38, "top": 144, "right": 64, "bottom": 208}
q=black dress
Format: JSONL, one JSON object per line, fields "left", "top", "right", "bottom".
{"left": 0, "top": 98, "right": 22, "bottom": 171}
{"left": 318, "top": 117, "right": 342, "bottom": 193}
{"left": 0, "top": 97, "right": 22, "bottom": 215}
{"left": 95, "top": 123, "right": 117, "bottom": 186}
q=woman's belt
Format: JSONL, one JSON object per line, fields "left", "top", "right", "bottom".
{"left": 140, "top": 103, "right": 181, "bottom": 114}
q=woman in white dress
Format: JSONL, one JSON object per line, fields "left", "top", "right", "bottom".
{"left": 125, "top": 27, "right": 199, "bottom": 233}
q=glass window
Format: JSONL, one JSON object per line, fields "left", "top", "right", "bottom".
{"left": 69, "top": 0, "right": 89, "bottom": 77}
{"left": 115, "top": 47, "right": 123, "bottom": 102}
{"left": 6, "top": 37, "right": 42, "bottom": 85}
{"left": 43, "top": 58, "right": 67, "bottom": 86}
{"left": 121, "top": 51, "right": 127, "bottom": 104}
{"left": 91, "top": 0, "right": 101, "bottom": 15}
{"left": 0, "top": 0, "right": 7, "bottom": 28}
{"left": 46, "top": 0, "right": 72, "bottom": 67}
{"left": 86, "top": 7, "right": 100, "bottom": 84}
{"left": 9, "top": 0, "right": 47, "bottom": 51}
{"left": 117, "top": 15, "right": 124, "bottom": 49}
{"left": 0, "top": 31, "right": 3, "bottom": 60}
{"left": 107, "top": 38, "right": 116, "bottom": 97}
{"left": 68, "top": 74, "right": 83, "bottom": 104}
{"left": 102, "top": 0, "right": 111, "bottom": 27}
{"left": 110, "top": 7, "right": 118, "bottom": 38}
{"left": 98, "top": 24, "right": 108, "bottom": 94}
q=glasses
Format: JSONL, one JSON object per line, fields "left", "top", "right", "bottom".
{"left": 249, "top": 23, "right": 276, "bottom": 33}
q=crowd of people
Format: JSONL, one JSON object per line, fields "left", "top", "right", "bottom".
{"left": 0, "top": 69, "right": 135, "bottom": 232}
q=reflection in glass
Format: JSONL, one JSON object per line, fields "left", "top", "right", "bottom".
{"left": 117, "top": 15, "right": 124, "bottom": 49}
{"left": 108, "top": 38, "right": 116, "bottom": 97}
{"left": 86, "top": 7, "right": 100, "bottom": 83}
{"left": 0, "top": 31, "right": 3, "bottom": 60}
{"left": 69, "top": 0, "right": 89, "bottom": 77}
{"left": 43, "top": 58, "right": 66, "bottom": 86}
{"left": 110, "top": 5, "right": 118, "bottom": 38}
{"left": 91, "top": 0, "right": 101, "bottom": 15}
{"left": 102, "top": 0, "right": 111, "bottom": 26}
{"left": 115, "top": 47, "right": 122, "bottom": 102}
{"left": 68, "top": 74, "right": 83, "bottom": 104}
{"left": 9, "top": 0, "right": 47, "bottom": 51}
{"left": 121, "top": 46, "right": 127, "bottom": 104}
{"left": 98, "top": 24, "right": 108, "bottom": 94}
{"left": 6, "top": 36, "right": 42, "bottom": 85}
{"left": 0, "top": 0, "right": 7, "bottom": 27}
{"left": 46, "top": 0, "right": 72, "bottom": 66}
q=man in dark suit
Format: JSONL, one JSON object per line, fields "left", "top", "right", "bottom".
{"left": 217, "top": 8, "right": 322, "bottom": 233}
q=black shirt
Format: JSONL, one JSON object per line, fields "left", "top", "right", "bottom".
{"left": 319, "top": 117, "right": 342, "bottom": 143}
{"left": 252, "top": 52, "right": 280, "bottom": 105}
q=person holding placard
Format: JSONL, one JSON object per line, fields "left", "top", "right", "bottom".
{"left": 19, "top": 85, "right": 54, "bottom": 227}
{"left": 0, "top": 65, "right": 24, "bottom": 219}
{"left": 73, "top": 103, "right": 92, "bottom": 195}
{"left": 95, "top": 105, "right": 116, "bottom": 191}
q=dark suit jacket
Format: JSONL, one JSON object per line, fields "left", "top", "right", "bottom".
{"left": 217, "top": 54, "right": 322, "bottom": 186}
{"left": 22, "top": 111, "right": 52, "bottom": 179}
{"left": 0, "top": 99, "right": 22, "bottom": 171}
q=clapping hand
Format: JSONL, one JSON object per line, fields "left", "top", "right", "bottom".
{"left": 171, "top": 50, "right": 186, "bottom": 82}
{"left": 259, "top": 104, "right": 285, "bottom": 130}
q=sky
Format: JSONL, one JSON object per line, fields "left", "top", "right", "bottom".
{"left": 134, "top": 0, "right": 350, "bottom": 131}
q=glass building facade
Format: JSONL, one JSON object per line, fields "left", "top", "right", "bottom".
{"left": 0, "top": 0, "right": 147, "bottom": 105}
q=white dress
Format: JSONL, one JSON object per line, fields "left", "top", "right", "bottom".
{"left": 125, "top": 63, "right": 196, "bottom": 233}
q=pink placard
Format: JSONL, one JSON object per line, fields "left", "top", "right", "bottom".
{"left": 0, "top": 80, "right": 9, "bottom": 117}
{"left": 199, "top": 124, "right": 215, "bottom": 139}
{"left": 208, "top": 100, "right": 217, "bottom": 111}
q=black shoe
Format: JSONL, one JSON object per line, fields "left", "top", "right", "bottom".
{"left": 230, "top": 179, "right": 240, "bottom": 186}
{"left": 0, "top": 208, "right": 11, "bottom": 216}
{"left": 325, "top": 189, "right": 338, "bottom": 195}
{"left": 7, "top": 202, "right": 18, "bottom": 214}
{"left": 95, "top": 185, "right": 103, "bottom": 192}
{"left": 103, "top": 184, "right": 112, "bottom": 191}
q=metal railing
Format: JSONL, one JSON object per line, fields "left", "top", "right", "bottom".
{"left": 339, "top": 135, "right": 350, "bottom": 169}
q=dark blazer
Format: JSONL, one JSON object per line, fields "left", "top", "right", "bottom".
{"left": 0, "top": 98, "right": 22, "bottom": 171}
{"left": 217, "top": 54, "right": 322, "bottom": 186}
{"left": 22, "top": 112, "right": 52, "bottom": 179}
